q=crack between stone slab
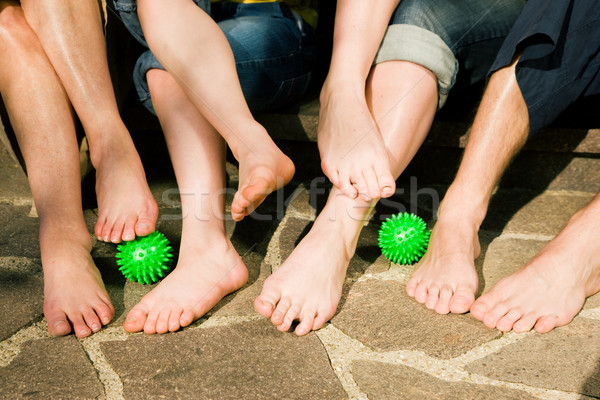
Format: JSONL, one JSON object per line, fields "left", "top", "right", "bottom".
{"left": 78, "top": 326, "right": 128, "bottom": 400}
{"left": 0, "top": 320, "right": 48, "bottom": 367}
{"left": 0, "top": 197, "right": 34, "bottom": 207}
{"left": 316, "top": 323, "right": 582, "bottom": 400}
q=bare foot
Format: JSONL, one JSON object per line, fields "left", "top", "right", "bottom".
{"left": 41, "top": 225, "right": 114, "bottom": 338}
{"left": 90, "top": 124, "right": 158, "bottom": 243}
{"left": 406, "top": 218, "right": 480, "bottom": 314}
{"left": 254, "top": 225, "right": 351, "bottom": 336}
{"left": 123, "top": 237, "right": 248, "bottom": 334}
{"left": 470, "top": 207, "right": 600, "bottom": 333}
{"left": 231, "top": 126, "right": 295, "bottom": 221}
{"left": 318, "top": 85, "right": 395, "bottom": 201}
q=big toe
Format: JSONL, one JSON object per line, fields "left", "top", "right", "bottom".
{"left": 135, "top": 215, "right": 157, "bottom": 237}
{"left": 254, "top": 295, "right": 276, "bottom": 319}
{"left": 449, "top": 288, "right": 475, "bottom": 314}
{"left": 46, "top": 312, "right": 72, "bottom": 336}
{"left": 123, "top": 306, "right": 149, "bottom": 333}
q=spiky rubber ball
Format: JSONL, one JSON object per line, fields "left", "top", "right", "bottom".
{"left": 378, "top": 212, "right": 430, "bottom": 265}
{"left": 116, "top": 231, "right": 174, "bottom": 285}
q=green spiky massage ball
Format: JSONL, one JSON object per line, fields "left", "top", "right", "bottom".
{"left": 116, "top": 231, "right": 174, "bottom": 285}
{"left": 378, "top": 212, "right": 430, "bottom": 265}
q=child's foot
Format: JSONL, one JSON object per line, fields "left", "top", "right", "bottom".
{"left": 90, "top": 124, "right": 158, "bottom": 243}
{"left": 41, "top": 225, "right": 114, "bottom": 338}
{"left": 406, "top": 217, "right": 480, "bottom": 314}
{"left": 318, "top": 85, "right": 395, "bottom": 200}
{"left": 230, "top": 126, "right": 294, "bottom": 221}
{"left": 123, "top": 237, "right": 248, "bottom": 334}
{"left": 470, "top": 206, "right": 600, "bottom": 333}
{"left": 254, "top": 224, "right": 351, "bottom": 336}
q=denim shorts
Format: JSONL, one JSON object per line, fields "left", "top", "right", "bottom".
{"left": 374, "top": 0, "right": 526, "bottom": 108}
{"left": 490, "top": 0, "right": 600, "bottom": 135}
{"left": 112, "top": 0, "right": 316, "bottom": 114}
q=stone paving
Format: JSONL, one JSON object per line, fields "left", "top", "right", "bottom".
{"left": 1, "top": 111, "right": 600, "bottom": 399}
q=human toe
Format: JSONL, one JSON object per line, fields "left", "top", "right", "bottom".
{"left": 424, "top": 286, "right": 440, "bottom": 310}
{"left": 470, "top": 298, "right": 492, "bottom": 320}
{"left": 312, "top": 310, "right": 331, "bottom": 331}
{"left": 143, "top": 309, "right": 161, "bottom": 334}
{"left": 448, "top": 287, "right": 475, "bottom": 314}
{"left": 82, "top": 308, "right": 103, "bottom": 333}
{"left": 71, "top": 314, "right": 92, "bottom": 338}
{"left": 155, "top": 310, "right": 171, "bottom": 334}
{"left": 278, "top": 303, "right": 301, "bottom": 332}
{"left": 534, "top": 314, "right": 560, "bottom": 333}
{"left": 482, "top": 303, "right": 510, "bottom": 329}
{"left": 406, "top": 278, "right": 418, "bottom": 297}
{"left": 123, "top": 306, "right": 149, "bottom": 333}
{"left": 95, "top": 218, "right": 107, "bottom": 242}
{"left": 434, "top": 286, "right": 453, "bottom": 314}
{"left": 46, "top": 311, "right": 72, "bottom": 336}
{"left": 338, "top": 171, "right": 358, "bottom": 199}
{"left": 110, "top": 218, "right": 126, "bottom": 243}
{"left": 134, "top": 209, "right": 157, "bottom": 238}
{"left": 122, "top": 217, "right": 137, "bottom": 242}
{"left": 364, "top": 169, "right": 381, "bottom": 200}
{"left": 254, "top": 294, "right": 277, "bottom": 319}
{"left": 294, "top": 310, "right": 316, "bottom": 336}
{"left": 513, "top": 313, "right": 538, "bottom": 333}
{"left": 168, "top": 309, "right": 184, "bottom": 332}
{"left": 496, "top": 309, "right": 523, "bottom": 332}
{"left": 271, "top": 297, "right": 292, "bottom": 326}
{"left": 413, "top": 282, "right": 429, "bottom": 304}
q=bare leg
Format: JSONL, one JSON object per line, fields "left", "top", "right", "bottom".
{"left": 470, "top": 193, "right": 600, "bottom": 333}
{"left": 20, "top": 0, "right": 158, "bottom": 243}
{"left": 406, "top": 57, "right": 529, "bottom": 314}
{"left": 0, "top": 1, "right": 113, "bottom": 338}
{"left": 123, "top": 70, "right": 248, "bottom": 334}
{"left": 136, "top": 0, "right": 294, "bottom": 221}
{"left": 255, "top": 61, "right": 438, "bottom": 335}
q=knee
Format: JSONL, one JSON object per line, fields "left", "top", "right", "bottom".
{"left": 0, "top": 3, "right": 40, "bottom": 52}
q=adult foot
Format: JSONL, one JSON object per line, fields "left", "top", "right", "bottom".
{"left": 231, "top": 125, "right": 294, "bottom": 221}
{"left": 123, "top": 237, "right": 248, "bottom": 334}
{"left": 41, "top": 225, "right": 114, "bottom": 338}
{"left": 470, "top": 206, "right": 600, "bottom": 333}
{"left": 406, "top": 217, "right": 480, "bottom": 314}
{"left": 91, "top": 123, "right": 158, "bottom": 243}
{"left": 318, "top": 85, "right": 395, "bottom": 201}
{"left": 254, "top": 224, "right": 351, "bottom": 336}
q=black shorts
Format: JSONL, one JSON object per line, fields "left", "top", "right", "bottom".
{"left": 489, "top": 0, "right": 600, "bottom": 135}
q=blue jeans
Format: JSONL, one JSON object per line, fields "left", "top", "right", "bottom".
{"left": 112, "top": 0, "right": 316, "bottom": 114}
{"left": 375, "top": 0, "right": 526, "bottom": 108}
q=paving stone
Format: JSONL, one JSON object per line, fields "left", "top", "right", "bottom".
{"left": 478, "top": 237, "right": 548, "bottom": 297}
{"left": 0, "top": 257, "right": 43, "bottom": 341}
{"left": 0, "top": 204, "right": 39, "bottom": 258}
{"left": 0, "top": 336, "right": 103, "bottom": 399}
{"left": 482, "top": 191, "right": 594, "bottom": 236}
{"left": 352, "top": 360, "right": 534, "bottom": 400}
{"left": 0, "top": 134, "right": 31, "bottom": 204}
{"left": 466, "top": 318, "right": 600, "bottom": 398}
{"left": 101, "top": 319, "right": 347, "bottom": 399}
{"left": 501, "top": 154, "right": 600, "bottom": 193}
{"left": 332, "top": 280, "right": 500, "bottom": 359}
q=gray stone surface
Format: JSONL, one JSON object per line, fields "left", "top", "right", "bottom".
{"left": 482, "top": 191, "right": 593, "bottom": 236}
{"left": 478, "top": 237, "right": 548, "bottom": 296}
{"left": 333, "top": 280, "right": 500, "bottom": 359}
{"left": 466, "top": 318, "right": 600, "bottom": 397}
{"left": 353, "top": 360, "right": 534, "bottom": 400}
{"left": 101, "top": 319, "right": 347, "bottom": 400}
{"left": 0, "top": 336, "right": 103, "bottom": 399}
{"left": 0, "top": 204, "right": 39, "bottom": 258}
{"left": 0, "top": 257, "right": 43, "bottom": 341}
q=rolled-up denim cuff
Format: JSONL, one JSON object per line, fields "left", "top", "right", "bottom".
{"left": 374, "top": 24, "right": 457, "bottom": 109}
{"left": 133, "top": 50, "right": 166, "bottom": 115}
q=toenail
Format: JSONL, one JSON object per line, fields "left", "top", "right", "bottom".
{"left": 102, "top": 317, "right": 110, "bottom": 324}
{"left": 136, "top": 223, "right": 149, "bottom": 229}
{"left": 53, "top": 321, "right": 66, "bottom": 328}
{"left": 103, "top": 236, "right": 110, "bottom": 242}
{"left": 79, "top": 329, "right": 90, "bottom": 335}
{"left": 91, "top": 324, "right": 99, "bottom": 331}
